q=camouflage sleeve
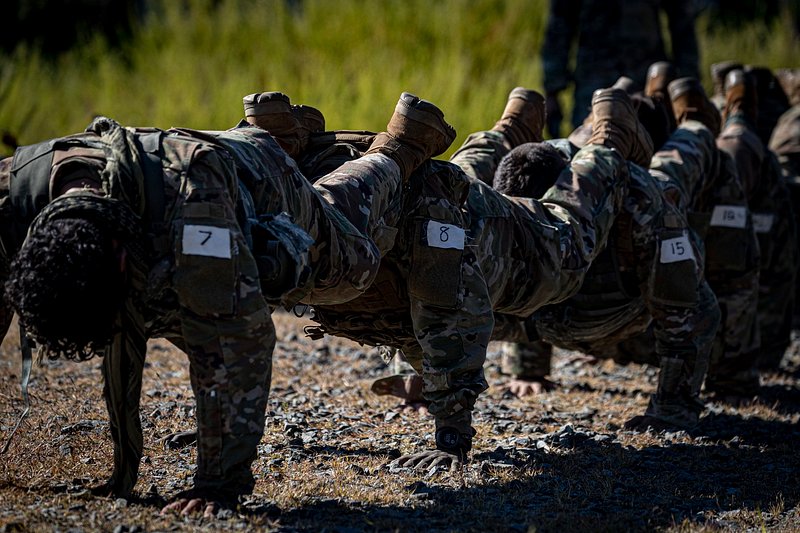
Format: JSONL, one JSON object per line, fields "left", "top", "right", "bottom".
{"left": 541, "top": 0, "right": 582, "bottom": 94}
{"left": 410, "top": 241, "right": 492, "bottom": 440}
{"left": 753, "top": 151, "right": 798, "bottom": 363}
{"left": 448, "top": 130, "right": 512, "bottom": 184}
{"left": 662, "top": 0, "right": 700, "bottom": 79}
{"left": 172, "top": 149, "right": 275, "bottom": 499}
{"left": 405, "top": 179, "right": 492, "bottom": 442}
{"left": 649, "top": 120, "right": 719, "bottom": 206}
{"left": 651, "top": 120, "right": 761, "bottom": 394}
{"left": 636, "top": 206, "right": 719, "bottom": 396}
{"left": 536, "top": 143, "right": 629, "bottom": 295}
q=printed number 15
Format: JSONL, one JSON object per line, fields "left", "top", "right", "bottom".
{"left": 671, "top": 241, "right": 685, "bottom": 256}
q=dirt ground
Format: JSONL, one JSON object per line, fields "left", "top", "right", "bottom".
{"left": 1, "top": 310, "right": 799, "bottom": 532}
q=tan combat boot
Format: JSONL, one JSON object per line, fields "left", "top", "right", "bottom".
{"left": 722, "top": 69, "right": 758, "bottom": 127}
{"left": 775, "top": 68, "right": 800, "bottom": 106}
{"left": 668, "top": 77, "right": 722, "bottom": 136}
{"left": 645, "top": 61, "right": 676, "bottom": 99}
{"left": 585, "top": 87, "right": 654, "bottom": 167}
{"left": 612, "top": 76, "right": 639, "bottom": 95}
{"left": 243, "top": 91, "right": 307, "bottom": 158}
{"left": 645, "top": 62, "right": 678, "bottom": 131}
{"left": 292, "top": 104, "right": 326, "bottom": 137}
{"left": 364, "top": 92, "right": 456, "bottom": 181}
{"left": 491, "top": 87, "right": 546, "bottom": 147}
{"left": 710, "top": 61, "right": 743, "bottom": 110}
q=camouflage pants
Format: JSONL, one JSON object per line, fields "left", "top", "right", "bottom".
{"left": 755, "top": 187, "right": 798, "bottom": 368}
{"left": 214, "top": 126, "right": 405, "bottom": 307}
{"left": 652, "top": 121, "right": 761, "bottom": 394}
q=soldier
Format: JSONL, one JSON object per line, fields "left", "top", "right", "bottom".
{"left": 0, "top": 92, "right": 455, "bottom": 515}
{"left": 541, "top": 0, "right": 700, "bottom": 136}
{"left": 498, "top": 79, "right": 772, "bottom": 409}
{"left": 770, "top": 71, "right": 800, "bottom": 332}
{"left": 716, "top": 69, "right": 798, "bottom": 373}
{"left": 489, "top": 101, "right": 721, "bottom": 430}
{"left": 300, "top": 87, "right": 653, "bottom": 470}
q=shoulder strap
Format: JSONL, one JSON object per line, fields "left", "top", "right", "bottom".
{"left": 132, "top": 130, "right": 168, "bottom": 256}
{"left": 9, "top": 140, "right": 57, "bottom": 247}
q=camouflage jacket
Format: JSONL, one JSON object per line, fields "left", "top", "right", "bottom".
{"left": 525, "top": 162, "right": 718, "bottom": 372}
{"left": 650, "top": 120, "right": 763, "bottom": 386}
{"left": 304, "top": 130, "right": 629, "bottom": 436}
{"left": 770, "top": 105, "right": 800, "bottom": 182}
{"left": 0, "top": 119, "right": 409, "bottom": 500}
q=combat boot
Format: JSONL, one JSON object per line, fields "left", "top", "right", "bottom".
{"left": 585, "top": 87, "right": 654, "bottom": 167}
{"left": 292, "top": 104, "right": 325, "bottom": 136}
{"left": 722, "top": 69, "right": 758, "bottom": 127}
{"left": 775, "top": 68, "right": 800, "bottom": 106}
{"left": 491, "top": 87, "right": 545, "bottom": 147}
{"left": 645, "top": 61, "right": 676, "bottom": 100}
{"left": 668, "top": 77, "right": 722, "bottom": 136}
{"left": 364, "top": 92, "right": 456, "bottom": 181}
{"left": 612, "top": 76, "right": 638, "bottom": 95}
{"left": 645, "top": 62, "right": 678, "bottom": 132}
{"left": 645, "top": 356, "right": 704, "bottom": 429}
{"left": 243, "top": 91, "right": 306, "bottom": 158}
{"left": 710, "top": 61, "right": 743, "bottom": 110}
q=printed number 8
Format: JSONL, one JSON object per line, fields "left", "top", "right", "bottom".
{"left": 439, "top": 227, "right": 450, "bottom": 242}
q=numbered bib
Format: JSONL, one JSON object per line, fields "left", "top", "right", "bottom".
{"left": 425, "top": 220, "right": 465, "bottom": 250}
{"left": 660, "top": 233, "right": 696, "bottom": 264}
{"left": 709, "top": 205, "right": 747, "bottom": 229}
{"left": 182, "top": 224, "right": 231, "bottom": 258}
{"left": 752, "top": 213, "right": 775, "bottom": 234}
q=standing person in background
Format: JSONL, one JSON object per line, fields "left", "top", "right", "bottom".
{"left": 541, "top": 0, "right": 700, "bottom": 137}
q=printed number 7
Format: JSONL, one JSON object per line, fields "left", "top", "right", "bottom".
{"left": 199, "top": 230, "right": 213, "bottom": 245}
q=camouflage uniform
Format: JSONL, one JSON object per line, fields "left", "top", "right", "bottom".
{"left": 769, "top": 105, "right": 800, "bottom": 334}
{"left": 305, "top": 128, "right": 630, "bottom": 445}
{"left": 717, "top": 111, "right": 798, "bottom": 371}
{"left": 499, "top": 122, "right": 720, "bottom": 426}
{"left": 652, "top": 121, "right": 763, "bottom": 395}
{"left": 541, "top": 0, "right": 700, "bottom": 129}
{"left": 0, "top": 119, "right": 408, "bottom": 499}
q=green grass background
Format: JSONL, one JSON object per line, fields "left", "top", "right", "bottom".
{"left": 0, "top": 0, "right": 798, "bottom": 158}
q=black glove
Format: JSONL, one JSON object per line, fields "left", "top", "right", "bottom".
{"left": 434, "top": 426, "right": 471, "bottom": 461}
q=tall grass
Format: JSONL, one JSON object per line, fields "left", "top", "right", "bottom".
{"left": 0, "top": 0, "right": 797, "bottom": 158}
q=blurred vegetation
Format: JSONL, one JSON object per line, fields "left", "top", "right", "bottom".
{"left": 0, "top": 0, "right": 798, "bottom": 158}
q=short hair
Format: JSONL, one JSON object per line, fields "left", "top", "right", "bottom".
{"left": 493, "top": 142, "right": 568, "bottom": 199}
{"left": 5, "top": 217, "right": 126, "bottom": 360}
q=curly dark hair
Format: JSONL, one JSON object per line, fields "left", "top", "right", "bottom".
{"left": 493, "top": 142, "right": 569, "bottom": 199}
{"left": 5, "top": 217, "right": 127, "bottom": 360}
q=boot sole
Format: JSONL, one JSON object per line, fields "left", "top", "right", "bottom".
{"left": 508, "top": 87, "right": 545, "bottom": 105}
{"left": 395, "top": 93, "right": 457, "bottom": 144}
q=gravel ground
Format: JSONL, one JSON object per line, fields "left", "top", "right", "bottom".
{"left": 1, "top": 310, "right": 798, "bottom": 532}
